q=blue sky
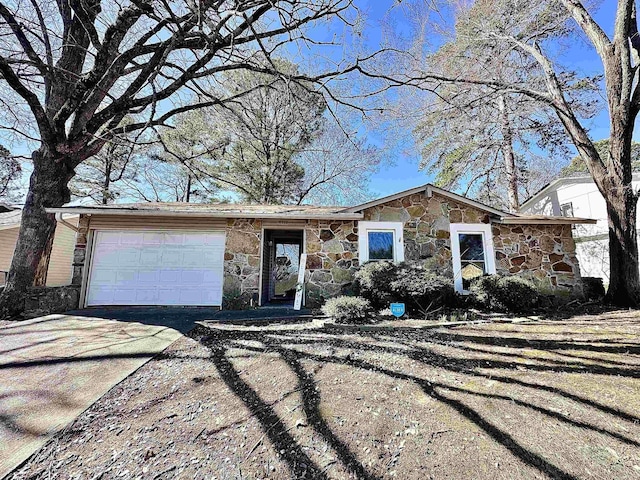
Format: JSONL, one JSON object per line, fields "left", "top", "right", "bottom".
{"left": 356, "top": 1, "right": 622, "bottom": 198}
{"left": 9, "top": 1, "right": 625, "bottom": 203}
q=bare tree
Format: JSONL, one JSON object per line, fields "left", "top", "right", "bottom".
{"left": 294, "top": 120, "right": 381, "bottom": 205}
{"left": 0, "top": 145, "right": 21, "bottom": 202}
{"left": 0, "top": 0, "right": 370, "bottom": 317}
{"left": 382, "top": 0, "right": 640, "bottom": 306}
{"left": 159, "top": 64, "right": 380, "bottom": 205}
{"left": 71, "top": 119, "right": 143, "bottom": 204}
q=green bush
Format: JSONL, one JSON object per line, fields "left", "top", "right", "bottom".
{"left": 470, "top": 274, "right": 539, "bottom": 313}
{"left": 354, "top": 261, "right": 456, "bottom": 315}
{"left": 353, "top": 261, "right": 398, "bottom": 309}
{"left": 390, "top": 264, "right": 456, "bottom": 314}
{"left": 321, "top": 296, "right": 374, "bottom": 324}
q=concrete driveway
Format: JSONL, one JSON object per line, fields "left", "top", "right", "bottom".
{"left": 0, "top": 310, "right": 193, "bottom": 479}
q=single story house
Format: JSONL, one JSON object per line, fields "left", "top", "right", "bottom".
{"left": 47, "top": 184, "right": 596, "bottom": 309}
{"left": 0, "top": 204, "right": 78, "bottom": 287}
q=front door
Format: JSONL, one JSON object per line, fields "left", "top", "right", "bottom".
{"left": 273, "top": 241, "right": 301, "bottom": 300}
{"left": 261, "top": 229, "right": 304, "bottom": 304}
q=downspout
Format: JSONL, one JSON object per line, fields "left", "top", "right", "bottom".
{"left": 55, "top": 212, "right": 80, "bottom": 232}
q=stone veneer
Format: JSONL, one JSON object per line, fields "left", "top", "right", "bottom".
{"left": 300, "top": 192, "right": 582, "bottom": 305}
{"left": 304, "top": 220, "right": 359, "bottom": 306}
{"left": 71, "top": 191, "right": 583, "bottom": 310}
{"left": 301, "top": 193, "right": 492, "bottom": 306}
{"left": 492, "top": 223, "right": 581, "bottom": 294}
{"left": 222, "top": 219, "right": 262, "bottom": 307}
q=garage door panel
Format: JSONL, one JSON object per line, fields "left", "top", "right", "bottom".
{"left": 142, "top": 232, "right": 163, "bottom": 244}
{"left": 134, "top": 288, "right": 159, "bottom": 303}
{"left": 137, "top": 268, "right": 160, "bottom": 284}
{"left": 115, "top": 270, "right": 138, "bottom": 282}
{"left": 182, "top": 251, "right": 203, "bottom": 266}
{"left": 120, "top": 232, "right": 143, "bottom": 245}
{"left": 87, "top": 230, "right": 226, "bottom": 306}
{"left": 158, "top": 269, "right": 180, "bottom": 283}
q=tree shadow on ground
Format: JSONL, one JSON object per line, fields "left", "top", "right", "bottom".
{"left": 195, "top": 320, "right": 640, "bottom": 480}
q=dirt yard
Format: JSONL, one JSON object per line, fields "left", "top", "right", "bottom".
{"left": 8, "top": 310, "right": 640, "bottom": 480}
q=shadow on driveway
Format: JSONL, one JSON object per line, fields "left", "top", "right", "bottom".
{"left": 65, "top": 307, "right": 222, "bottom": 334}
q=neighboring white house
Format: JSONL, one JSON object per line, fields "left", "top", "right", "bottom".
{"left": 520, "top": 174, "right": 640, "bottom": 283}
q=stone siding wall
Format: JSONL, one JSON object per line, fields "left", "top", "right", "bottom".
{"left": 72, "top": 215, "right": 91, "bottom": 286}
{"left": 223, "top": 219, "right": 262, "bottom": 308}
{"left": 1, "top": 285, "right": 81, "bottom": 319}
{"left": 363, "top": 193, "right": 490, "bottom": 274}
{"left": 493, "top": 223, "right": 582, "bottom": 294}
{"left": 304, "top": 220, "right": 358, "bottom": 307}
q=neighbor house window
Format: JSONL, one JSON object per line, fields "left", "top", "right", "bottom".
{"left": 560, "top": 202, "right": 574, "bottom": 217}
{"left": 450, "top": 223, "right": 496, "bottom": 293}
{"left": 358, "top": 221, "right": 404, "bottom": 263}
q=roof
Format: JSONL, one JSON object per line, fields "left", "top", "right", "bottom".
{"left": 343, "top": 183, "right": 509, "bottom": 217}
{"left": 46, "top": 202, "right": 364, "bottom": 220}
{"left": 0, "top": 202, "right": 17, "bottom": 213}
{"left": 45, "top": 184, "right": 596, "bottom": 225}
{"left": 496, "top": 214, "right": 596, "bottom": 225}
{"left": 520, "top": 173, "right": 640, "bottom": 210}
{"left": 0, "top": 209, "right": 22, "bottom": 230}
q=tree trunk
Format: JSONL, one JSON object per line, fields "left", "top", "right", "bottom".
{"left": 102, "top": 158, "right": 112, "bottom": 205}
{"left": 498, "top": 95, "right": 519, "bottom": 212}
{"left": 601, "top": 132, "right": 640, "bottom": 306}
{"left": 0, "top": 147, "right": 74, "bottom": 319}
{"left": 604, "top": 191, "right": 640, "bottom": 306}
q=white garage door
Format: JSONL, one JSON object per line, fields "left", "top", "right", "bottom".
{"left": 86, "top": 230, "right": 226, "bottom": 306}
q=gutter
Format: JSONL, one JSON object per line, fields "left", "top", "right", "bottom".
{"left": 45, "top": 207, "right": 364, "bottom": 221}
{"left": 495, "top": 216, "right": 597, "bottom": 225}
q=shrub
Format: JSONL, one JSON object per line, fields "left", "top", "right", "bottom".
{"left": 321, "top": 296, "right": 374, "bottom": 324}
{"left": 222, "top": 288, "right": 255, "bottom": 310}
{"left": 390, "top": 263, "right": 456, "bottom": 314}
{"left": 353, "top": 261, "right": 398, "bottom": 309}
{"left": 470, "top": 274, "right": 539, "bottom": 313}
{"left": 354, "top": 261, "right": 456, "bottom": 315}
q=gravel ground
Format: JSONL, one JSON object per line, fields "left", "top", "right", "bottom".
{"left": 7, "top": 310, "right": 640, "bottom": 480}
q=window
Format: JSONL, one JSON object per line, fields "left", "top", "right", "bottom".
{"left": 358, "top": 221, "right": 404, "bottom": 263}
{"left": 560, "top": 202, "right": 574, "bottom": 217}
{"left": 458, "top": 233, "right": 486, "bottom": 290}
{"left": 450, "top": 223, "right": 496, "bottom": 293}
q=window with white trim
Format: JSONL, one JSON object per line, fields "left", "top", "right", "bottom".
{"left": 358, "top": 221, "right": 404, "bottom": 263}
{"left": 560, "top": 202, "right": 574, "bottom": 217}
{"left": 450, "top": 223, "right": 496, "bottom": 293}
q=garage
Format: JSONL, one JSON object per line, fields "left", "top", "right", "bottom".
{"left": 86, "top": 230, "right": 226, "bottom": 307}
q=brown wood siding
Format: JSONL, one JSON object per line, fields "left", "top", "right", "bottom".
{"left": 0, "top": 219, "right": 77, "bottom": 286}
{"left": 87, "top": 215, "right": 227, "bottom": 231}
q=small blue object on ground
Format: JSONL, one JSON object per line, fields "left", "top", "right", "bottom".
{"left": 390, "top": 303, "right": 405, "bottom": 318}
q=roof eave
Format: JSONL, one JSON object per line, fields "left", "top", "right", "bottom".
{"left": 0, "top": 223, "right": 19, "bottom": 231}
{"left": 340, "top": 185, "right": 429, "bottom": 213}
{"left": 341, "top": 183, "right": 510, "bottom": 218}
{"left": 45, "top": 207, "right": 364, "bottom": 221}
{"left": 495, "top": 217, "right": 597, "bottom": 225}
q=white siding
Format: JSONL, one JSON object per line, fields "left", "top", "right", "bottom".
{"left": 521, "top": 176, "right": 640, "bottom": 284}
